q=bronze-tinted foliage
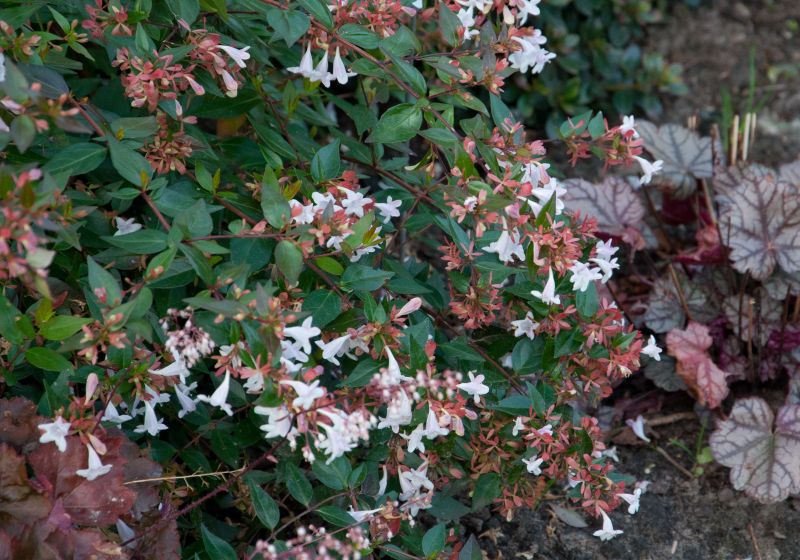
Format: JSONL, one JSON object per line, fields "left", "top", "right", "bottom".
{"left": 0, "top": 398, "right": 179, "bottom": 560}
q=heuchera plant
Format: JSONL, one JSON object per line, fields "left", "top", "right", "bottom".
{"left": 0, "top": 1, "right": 661, "bottom": 557}
{"left": 567, "top": 119, "right": 800, "bottom": 504}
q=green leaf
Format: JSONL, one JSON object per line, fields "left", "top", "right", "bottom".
{"left": 266, "top": 7, "right": 310, "bottom": 47}
{"left": 260, "top": 167, "right": 291, "bottom": 229}
{"left": 145, "top": 247, "right": 177, "bottom": 282}
{"left": 311, "top": 140, "right": 341, "bottom": 183}
{"left": 367, "top": 104, "right": 423, "bottom": 144}
{"left": 110, "top": 117, "right": 158, "bottom": 139}
{"left": 25, "top": 347, "right": 73, "bottom": 372}
{"left": 302, "top": 289, "right": 341, "bottom": 328}
{"left": 459, "top": 535, "right": 482, "bottom": 560}
{"left": 317, "top": 505, "right": 356, "bottom": 527}
{"left": 575, "top": 282, "right": 599, "bottom": 317}
{"left": 39, "top": 316, "right": 92, "bottom": 341}
{"left": 201, "top": 524, "right": 237, "bottom": 560}
{"left": 285, "top": 463, "right": 313, "bottom": 506}
{"left": 422, "top": 523, "right": 447, "bottom": 557}
{"left": 43, "top": 143, "right": 107, "bottom": 177}
{"left": 383, "top": 51, "right": 427, "bottom": 96}
{"left": 472, "top": 473, "right": 500, "bottom": 511}
{"left": 312, "top": 456, "right": 351, "bottom": 490}
{"left": 314, "top": 256, "right": 344, "bottom": 276}
{"left": 438, "top": 2, "right": 461, "bottom": 46}
{"left": 297, "top": 0, "right": 333, "bottom": 27}
{"left": 165, "top": 0, "right": 200, "bottom": 25}
{"left": 275, "top": 240, "right": 303, "bottom": 286}
{"left": 107, "top": 136, "right": 153, "bottom": 187}
{"left": 103, "top": 230, "right": 168, "bottom": 254}
{"left": 247, "top": 481, "right": 280, "bottom": 529}
{"left": 340, "top": 265, "right": 394, "bottom": 291}
{"left": 0, "top": 295, "right": 28, "bottom": 345}
{"left": 88, "top": 257, "right": 123, "bottom": 306}
{"left": 588, "top": 111, "right": 606, "bottom": 139}
{"left": 339, "top": 24, "right": 380, "bottom": 49}
{"left": 10, "top": 115, "right": 36, "bottom": 153}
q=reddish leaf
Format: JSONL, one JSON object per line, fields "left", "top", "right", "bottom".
{"left": 0, "top": 443, "right": 52, "bottom": 526}
{"left": 710, "top": 397, "right": 800, "bottom": 503}
{"left": 0, "top": 397, "right": 43, "bottom": 449}
{"left": 666, "top": 322, "right": 729, "bottom": 409}
{"left": 28, "top": 435, "right": 136, "bottom": 526}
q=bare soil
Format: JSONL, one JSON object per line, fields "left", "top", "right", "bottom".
{"left": 646, "top": 0, "right": 800, "bottom": 166}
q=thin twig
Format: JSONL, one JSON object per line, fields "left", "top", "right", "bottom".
{"left": 748, "top": 523, "right": 764, "bottom": 560}
{"left": 124, "top": 468, "right": 245, "bottom": 485}
{"left": 654, "top": 445, "right": 694, "bottom": 479}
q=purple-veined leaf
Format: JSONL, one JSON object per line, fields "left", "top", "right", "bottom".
{"left": 714, "top": 165, "right": 800, "bottom": 280}
{"left": 562, "top": 176, "right": 645, "bottom": 239}
{"left": 636, "top": 121, "right": 713, "bottom": 198}
{"left": 710, "top": 397, "right": 800, "bottom": 503}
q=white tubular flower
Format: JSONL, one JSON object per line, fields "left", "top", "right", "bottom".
{"left": 515, "top": 0, "right": 541, "bottom": 25}
{"left": 149, "top": 350, "right": 190, "bottom": 384}
{"left": 593, "top": 510, "right": 623, "bottom": 541}
{"left": 531, "top": 268, "right": 561, "bottom": 305}
{"left": 569, "top": 261, "right": 603, "bottom": 292}
{"left": 102, "top": 402, "right": 132, "bottom": 425}
{"left": 634, "top": 156, "right": 663, "bottom": 186}
{"left": 522, "top": 455, "right": 544, "bottom": 475}
{"left": 422, "top": 408, "right": 449, "bottom": 439}
{"left": 76, "top": 443, "right": 113, "bottom": 481}
{"left": 254, "top": 405, "right": 294, "bottom": 439}
{"left": 618, "top": 488, "right": 642, "bottom": 514}
{"left": 511, "top": 311, "right": 539, "bottom": 340}
{"left": 485, "top": 225, "right": 525, "bottom": 263}
{"left": 620, "top": 115, "right": 638, "bottom": 137}
{"left": 38, "top": 416, "right": 71, "bottom": 452}
{"left": 284, "top": 316, "right": 321, "bottom": 355}
{"left": 456, "top": 372, "right": 490, "bottom": 404}
{"left": 641, "top": 335, "right": 662, "bottom": 361}
{"left": 135, "top": 399, "right": 167, "bottom": 436}
{"left": 347, "top": 506, "right": 382, "bottom": 523}
{"left": 196, "top": 370, "right": 234, "bottom": 416}
{"left": 374, "top": 196, "right": 402, "bottom": 223}
{"left": 174, "top": 383, "right": 198, "bottom": 418}
{"left": 330, "top": 47, "right": 357, "bottom": 85}
{"left": 114, "top": 217, "right": 142, "bottom": 236}
{"left": 217, "top": 45, "right": 251, "bottom": 68}
{"left": 287, "top": 45, "right": 315, "bottom": 77}
{"left": 625, "top": 414, "right": 651, "bottom": 443}
{"left": 377, "top": 389, "right": 413, "bottom": 433}
{"left": 316, "top": 334, "right": 352, "bottom": 366}
{"left": 280, "top": 379, "right": 326, "bottom": 410}
{"left": 401, "top": 423, "right": 427, "bottom": 453}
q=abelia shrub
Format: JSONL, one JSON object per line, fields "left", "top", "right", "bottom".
{"left": 0, "top": 1, "right": 660, "bottom": 557}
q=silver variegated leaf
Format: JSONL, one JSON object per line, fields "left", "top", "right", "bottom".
{"left": 643, "top": 355, "right": 687, "bottom": 392}
{"left": 563, "top": 176, "right": 645, "bottom": 236}
{"left": 636, "top": 121, "right": 713, "bottom": 198}
{"left": 643, "top": 273, "right": 716, "bottom": 333}
{"left": 710, "top": 397, "right": 800, "bottom": 503}
{"left": 779, "top": 159, "right": 800, "bottom": 185}
{"left": 714, "top": 165, "right": 800, "bottom": 280}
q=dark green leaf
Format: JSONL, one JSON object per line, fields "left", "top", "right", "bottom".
{"left": 275, "top": 240, "right": 303, "bottom": 286}
{"left": 302, "top": 289, "right": 341, "bottom": 328}
{"left": 285, "top": 463, "right": 313, "bottom": 506}
{"left": 39, "top": 316, "right": 92, "bottom": 341}
{"left": 107, "top": 136, "right": 153, "bottom": 187}
{"left": 201, "top": 524, "right": 237, "bottom": 560}
{"left": 422, "top": 523, "right": 447, "bottom": 556}
{"left": 43, "top": 143, "right": 107, "bottom": 177}
{"left": 247, "top": 481, "right": 281, "bottom": 529}
{"left": 311, "top": 140, "right": 341, "bottom": 182}
{"left": 340, "top": 265, "right": 394, "bottom": 291}
{"left": 367, "top": 104, "right": 423, "bottom": 144}
{"left": 25, "top": 347, "right": 73, "bottom": 372}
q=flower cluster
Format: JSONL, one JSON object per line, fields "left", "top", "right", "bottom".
{"left": 0, "top": 2, "right": 667, "bottom": 557}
